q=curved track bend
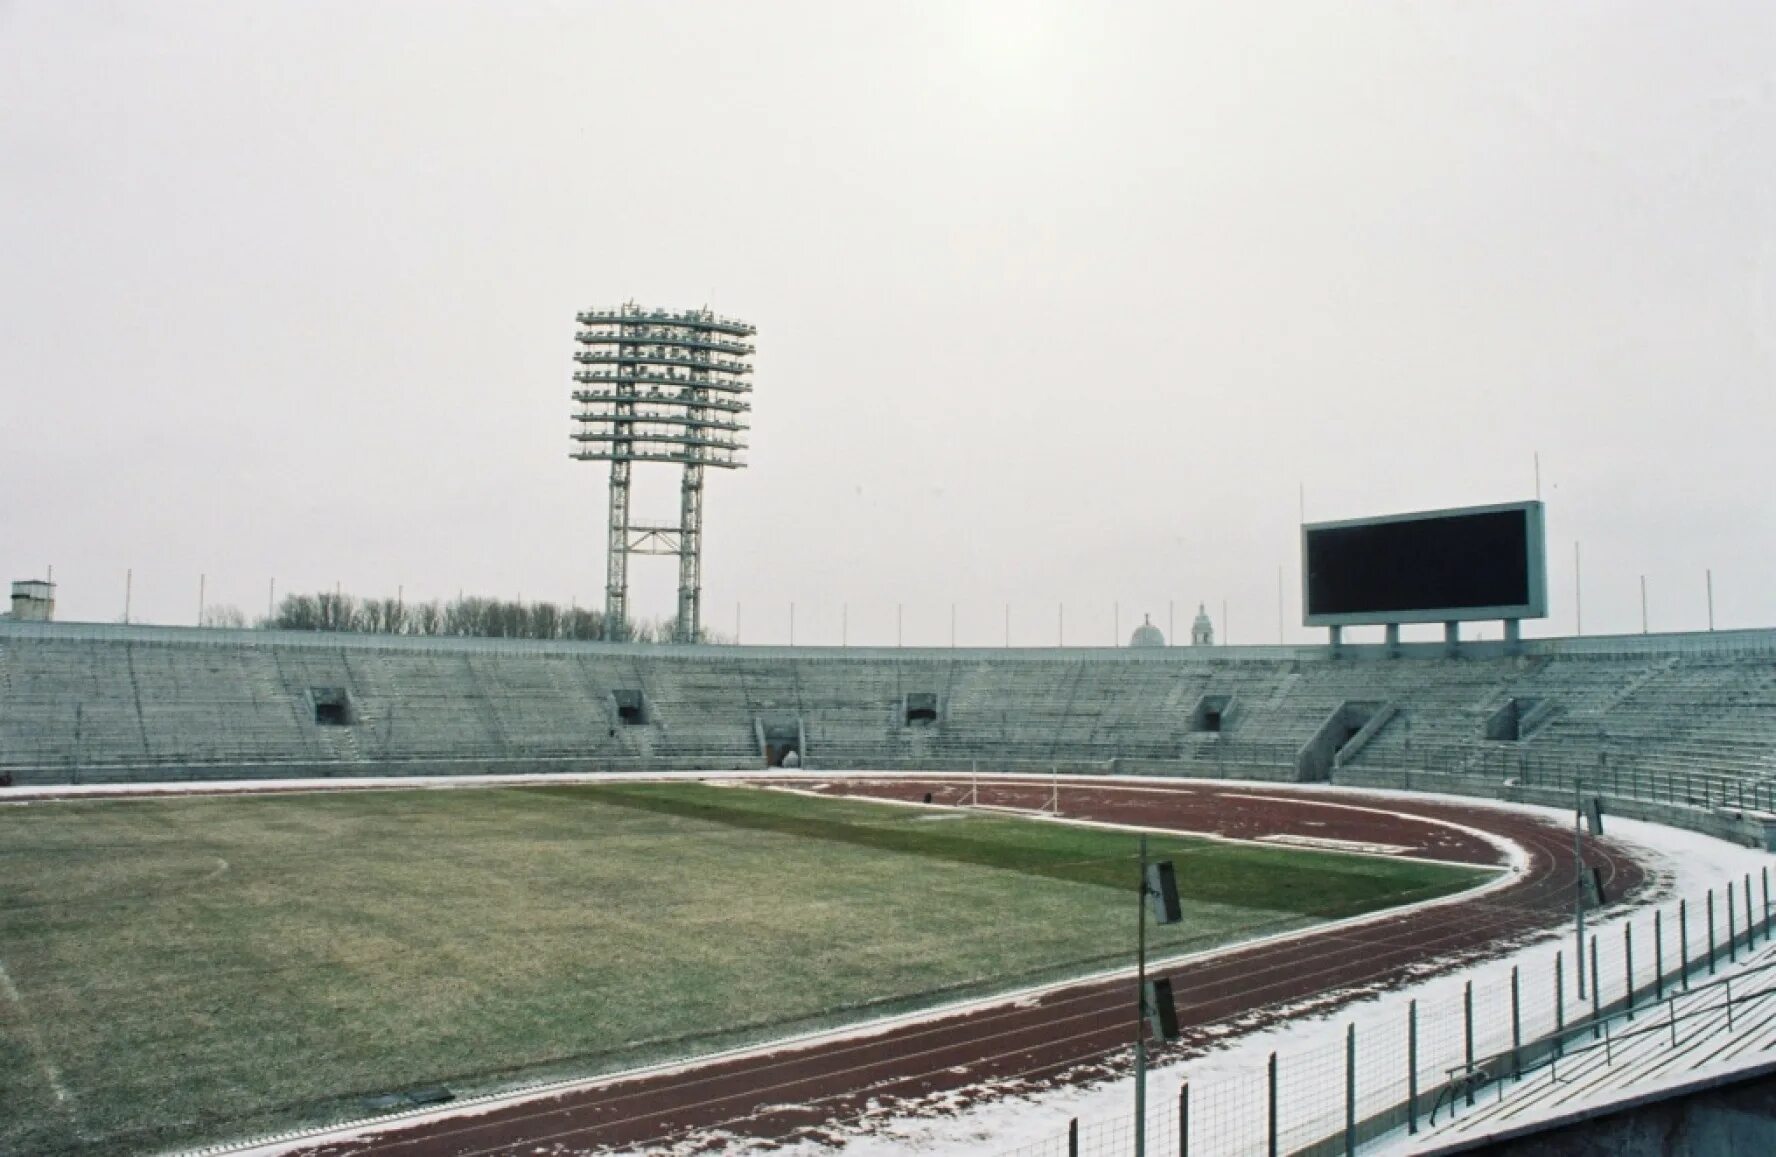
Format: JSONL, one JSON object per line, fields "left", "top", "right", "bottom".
{"left": 286, "top": 776, "right": 1645, "bottom": 1157}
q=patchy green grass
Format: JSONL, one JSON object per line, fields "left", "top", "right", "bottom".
{"left": 0, "top": 783, "right": 1488, "bottom": 1155}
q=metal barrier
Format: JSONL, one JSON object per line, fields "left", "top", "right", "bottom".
{"left": 997, "top": 874, "right": 1776, "bottom": 1156}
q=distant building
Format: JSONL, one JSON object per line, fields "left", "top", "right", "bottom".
{"left": 1129, "top": 614, "right": 1165, "bottom": 648}
{"left": 1191, "top": 603, "right": 1214, "bottom": 646}
{"left": 11, "top": 580, "right": 55, "bottom": 622}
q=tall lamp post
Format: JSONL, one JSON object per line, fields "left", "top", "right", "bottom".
{"left": 1135, "top": 835, "right": 1182, "bottom": 1156}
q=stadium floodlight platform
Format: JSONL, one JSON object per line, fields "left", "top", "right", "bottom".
{"left": 572, "top": 302, "right": 755, "bottom": 644}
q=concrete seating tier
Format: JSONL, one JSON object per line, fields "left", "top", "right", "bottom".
{"left": 4, "top": 628, "right": 1776, "bottom": 794}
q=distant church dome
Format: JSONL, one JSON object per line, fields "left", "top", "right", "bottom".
{"left": 1129, "top": 614, "right": 1166, "bottom": 648}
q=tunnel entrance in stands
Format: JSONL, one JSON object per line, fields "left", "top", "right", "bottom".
{"left": 1189, "top": 694, "right": 1232, "bottom": 734}
{"left": 1298, "top": 700, "right": 1385, "bottom": 781}
{"left": 310, "top": 688, "right": 353, "bottom": 726}
{"left": 612, "top": 690, "right": 647, "bottom": 726}
{"left": 757, "top": 715, "right": 803, "bottom": 769}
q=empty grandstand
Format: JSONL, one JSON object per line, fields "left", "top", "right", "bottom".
{"left": 6, "top": 620, "right": 1776, "bottom": 819}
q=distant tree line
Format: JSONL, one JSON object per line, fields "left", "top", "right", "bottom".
{"left": 249, "top": 591, "right": 729, "bottom": 644}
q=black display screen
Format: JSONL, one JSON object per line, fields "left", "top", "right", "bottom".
{"left": 1305, "top": 509, "right": 1534, "bottom": 620}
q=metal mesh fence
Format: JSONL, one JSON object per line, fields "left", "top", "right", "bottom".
{"left": 999, "top": 877, "right": 1776, "bottom": 1156}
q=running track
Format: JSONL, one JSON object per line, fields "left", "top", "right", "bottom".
{"left": 285, "top": 776, "right": 1645, "bottom": 1157}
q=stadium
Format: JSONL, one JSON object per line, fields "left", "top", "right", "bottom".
{"left": 9, "top": 7, "right": 1776, "bottom": 1157}
{"left": 6, "top": 575, "right": 1776, "bottom": 1155}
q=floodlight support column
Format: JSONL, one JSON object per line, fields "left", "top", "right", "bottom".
{"left": 605, "top": 457, "right": 631, "bottom": 641}
{"left": 677, "top": 461, "right": 704, "bottom": 643}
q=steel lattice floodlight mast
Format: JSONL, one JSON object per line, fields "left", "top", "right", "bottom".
{"left": 571, "top": 302, "right": 754, "bottom": 643}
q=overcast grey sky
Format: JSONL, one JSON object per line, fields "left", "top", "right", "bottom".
{"left": 3, "top": 1, "right": 1774, "bottom": 645}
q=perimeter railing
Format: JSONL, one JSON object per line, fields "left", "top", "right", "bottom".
{"left": 994, "top": 874, "right": 1776, "bottom": 1157}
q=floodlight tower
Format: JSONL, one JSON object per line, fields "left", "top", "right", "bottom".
{"left": 572, "top": 303, "right": 754, "bottom": 643}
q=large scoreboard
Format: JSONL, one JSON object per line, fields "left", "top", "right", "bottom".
{"left": 1302, "top": 500, "right": 1547, "bottom": 627}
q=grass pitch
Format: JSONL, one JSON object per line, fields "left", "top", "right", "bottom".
{"left": 0, "top": 782, "right": 1489, "bottom": 1154}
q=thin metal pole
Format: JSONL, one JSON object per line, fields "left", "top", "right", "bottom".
{"left": 1407, "top": 999, "right": 1419, "bottom": 1134}
{"left": 1068, "top": 1118, "right": 1078, "bottom": 1157}
{"left": 1575, "top": 778, "right": 1587, "bottom": 998}
{"left": 1135, "top": 833, "right": 1148, "bottom": 1157}
{"left": 1555, "top": 952, "right": 1566, "bottom": 1056}
{"left": 1575, "top": 541, "right": 1582, "bottom": 635}
{"left": 1747, "top": 873, "right": 1756, "bottom": 948}
{"left": 1655, "top": 910, "right": 1664, "bottom": 1001}
{"left": 1729, "top": 881, "right": 1738, "bottom": 963}
{"left": 1697, "top": 895, "right": 1712, "bottom": 981}
{"left": 1510, "top": 966, "right": 1522, "bottom": 1078}
{"left": 1345, "top": 1023, "right": 1356, "bottom": 1157}
{"left": 1277, "top": 565, "right": 1284, "bottom": 643}
{"left": 1681, "top": 899, "right": 1691, "bottom": 988}
{"left": 1464, "top": 981, "right": 1475, "bottom": 1105}
{"left": 1590, "top": 937, "right": 1601, "bottom": 1037}
{"left": 1624, "top": 923, "right": 1635, "bottom": 1017}
{"left": 1179, "top": 1082, "right": 1189, "bottom": 1157}
{"left": 1267, "top": 1052, "right": 1278, "bottom": 1157}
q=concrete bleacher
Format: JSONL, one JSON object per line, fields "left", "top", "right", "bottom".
{"left": 7, "top": 623, "right": 1776, "bottom": 804}
{"left": 1408, "top": 942, "right": 1776, "bottom": 1154}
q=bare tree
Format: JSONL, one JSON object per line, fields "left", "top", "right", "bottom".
{"left": 260, "top": 588, "right": 696, "bottom": 645}
{"left": 200, "top": 604, "right": 247, "bottom": 629}
{"left": 411, "top": 600, "right": 442, "bottom": 635}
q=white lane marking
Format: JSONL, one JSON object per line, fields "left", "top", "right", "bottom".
{"left": 1256, "top": 833, "right": 1414, "bottom": 856}
{"left": 0, "top": 956, "right": 75, "bottom": 1110}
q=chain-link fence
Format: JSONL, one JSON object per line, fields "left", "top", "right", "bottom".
{"left": 997, "top": 873, "right": 1776, "bottom": 1156}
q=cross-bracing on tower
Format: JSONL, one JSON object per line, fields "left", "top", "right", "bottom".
{"left": 571, "top": 302, "right": 754, "bottom": 643}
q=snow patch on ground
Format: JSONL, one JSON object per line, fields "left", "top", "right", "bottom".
{"left": 613, "top": 793, "right": 1775, "bottom": 1157}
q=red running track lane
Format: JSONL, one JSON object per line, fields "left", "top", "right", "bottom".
{"left": 286, "top": 778, "right": 1645, "bottom": 1157}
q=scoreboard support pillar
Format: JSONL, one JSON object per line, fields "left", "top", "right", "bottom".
{"left": 1444, "top": 621, "right": 1460, "bottom": 657}
{"left": 1385, "top": 623, "right": 1401, "bottom": 657}
{"left": 1505, "top": 618, "right": 1522, "bottom": 654}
